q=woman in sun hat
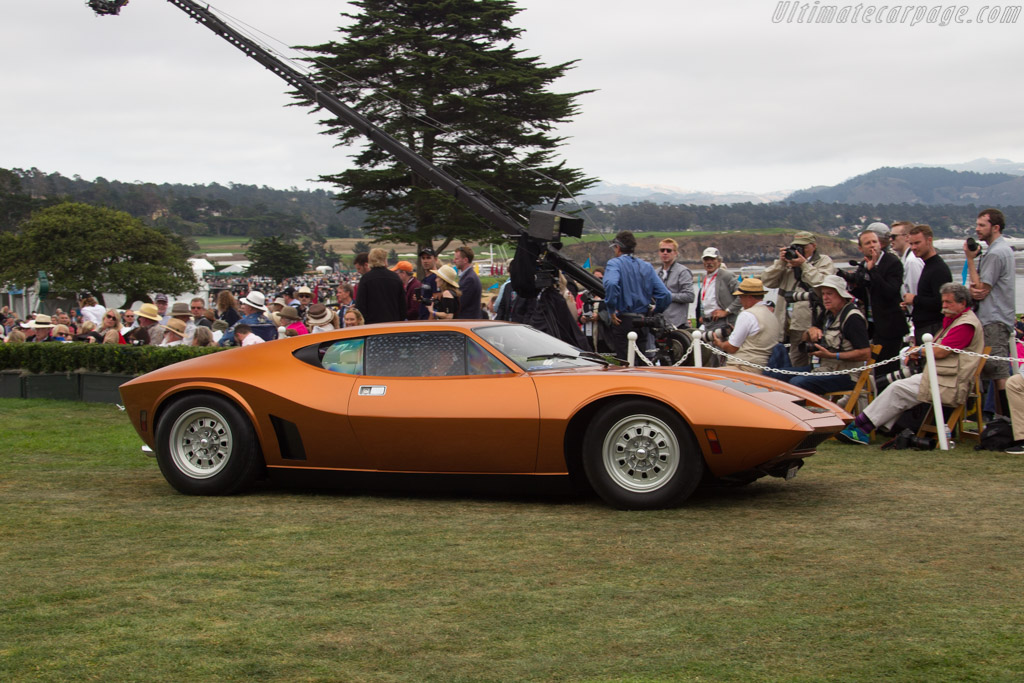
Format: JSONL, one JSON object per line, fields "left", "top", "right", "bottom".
{"left": 305, "top": 303, "right": 339, "bottom": 333}
{"left": 428, "top": 265, "right": 461, "bottom": 320}
{"left": 273, "top": 305, "right": 309, "bottom": 336}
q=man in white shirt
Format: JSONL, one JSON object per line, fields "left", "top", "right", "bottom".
{"left": 711, "top": 278, "right": 781, "bottom": 375}
{"left": 890, "top": 220, "right": 923, "bottom": 310}
{"left": 234, "top": 323, "right": 265, "bottom": 347}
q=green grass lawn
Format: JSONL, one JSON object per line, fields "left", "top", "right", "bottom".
{"left": 2, "top": 399, "right": 1023, "bottom": 681}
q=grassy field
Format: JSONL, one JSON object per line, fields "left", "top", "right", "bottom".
{"left": 2, "top": 399, "right": 1023, "bottom": 682}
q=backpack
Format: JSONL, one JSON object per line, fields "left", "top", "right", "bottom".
{"left": 976, "top": 416, "right": 1014, "bottom": 452}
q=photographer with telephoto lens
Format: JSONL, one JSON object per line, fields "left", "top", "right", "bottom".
{"left": 779, "top": 275, "right": 871, "bottom": 395}
{"left": 761, "top": 231, "right": 836, "bottom": 367}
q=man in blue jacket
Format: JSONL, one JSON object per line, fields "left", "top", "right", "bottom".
{"left": 603, "top": 231, "right": 672, "bottom": 362}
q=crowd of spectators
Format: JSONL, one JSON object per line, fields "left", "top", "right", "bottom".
{"left": 5, "top": 216, "right": 1023, "bottom": 451}
{"left": 1, "top": 244, "right": 499, "bottom": 348}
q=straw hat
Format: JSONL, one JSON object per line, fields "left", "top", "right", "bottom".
{"left": 732, "top": 278, "right": 768, "bottom": 297}
{"left": 431, "top": 265, "right": 460, "bottom": 288}
{"left": 29, "top": 314, "right": 54, "bottom": 328}
{"left": 165, "top": 318, "right": 187, "bottom": 336}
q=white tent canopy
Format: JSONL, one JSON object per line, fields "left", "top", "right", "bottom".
{"left": 218, "top": 261, "right": 250, "bottom": 274}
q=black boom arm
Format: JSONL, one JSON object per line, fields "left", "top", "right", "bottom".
{"left": 87, "top": 0, "right": 604, "bottom": 297}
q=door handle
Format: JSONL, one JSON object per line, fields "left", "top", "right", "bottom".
{"left": 358, "top": 385, "right": 387, "bottom": 396}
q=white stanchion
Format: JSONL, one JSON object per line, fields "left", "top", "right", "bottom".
{"left": 626, "top": 331, "right": 638, "bottom": 367}
{"left": 692, "top": 330, "right": 703, "bottom": 368}
{"left": 922, "top": 333, "right": 949, "bottom": 450}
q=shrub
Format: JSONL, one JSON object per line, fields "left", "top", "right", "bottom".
{"left": 0, "top": 343, "right": 225, "bottom": 375}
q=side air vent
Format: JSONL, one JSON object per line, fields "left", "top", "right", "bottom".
{"left": 270, "top": 415, "right": 307, "bottom": 461}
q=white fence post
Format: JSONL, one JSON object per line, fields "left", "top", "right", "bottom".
{"left": 626, "top": 331, "right": 638, "bottom": 367}
{"left": 922, "top": 333, "right": 950, "bottom": 450}
{"left": 692, "top": 329, "right": 703, "bottom": 368}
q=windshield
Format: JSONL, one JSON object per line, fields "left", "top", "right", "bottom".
{"left": 475, "top": 324, "right": 596, "bottom": 371}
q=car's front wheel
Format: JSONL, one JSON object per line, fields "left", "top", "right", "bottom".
{"left": 155, "top": 394, "right": 261, "bottom": 495}
{"left": 582, "top": 399, "right": 703, "bottom": 509}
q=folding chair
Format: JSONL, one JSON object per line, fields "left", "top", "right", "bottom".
{"left": 825, "top": 344, "right": 882, "bottom": 415}
{"left": 917, "top": 346, "right": 989, "bottom": 443}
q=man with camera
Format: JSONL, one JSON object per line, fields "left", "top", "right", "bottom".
{"left": 838, "top": 283, "right": 984, "bottom": 445}
{"left": 711, "top": 278, "right": 781, "bottom": 375}
{"left": 965, "top": 208, "right": 1016, "bottom": 416}
{"left": 604, "top": 230, "right": 672, "bottom": 362}
{"left": 780, "top": 274, "right": 871, "bottom": 395}
{"left": 843, "top": 229, "right": 907, "bottom": 376}
{"left": 761, "top": 231, "right": 836, "bottom": 367}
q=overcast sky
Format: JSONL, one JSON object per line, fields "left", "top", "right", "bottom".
{"left": 5, "top": 1, "right": 1024, "bottom": 197}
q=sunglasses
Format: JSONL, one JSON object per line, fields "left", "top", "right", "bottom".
{"left": 298, "top": 294, "right": 312, "bottom": 298}
{"left": 659, "top": 248, "right": 675, "bottom": 253}
{"left": 105, "top": 315, "right": 117, "bottom": 320}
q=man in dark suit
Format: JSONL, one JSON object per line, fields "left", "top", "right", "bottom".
{"left": 846, "top": 229, "right": 907, "bottom": 376}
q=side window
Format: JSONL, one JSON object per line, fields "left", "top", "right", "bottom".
{"left": 467, "top": 338, "right": 513, "bottom": 375}
{"left": 365, "top": 332, "right": 467, "bottom": 377}
{"left": 321, "top": 338, "right": 365, "bottom": 375}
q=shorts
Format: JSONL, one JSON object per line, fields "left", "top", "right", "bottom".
{"left": 981, "top": 322, "right": 1012, "bottom": 380}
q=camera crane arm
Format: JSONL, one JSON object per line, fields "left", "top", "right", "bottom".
{"left": 86, "top": 0, "right": 604, "bottom": 298}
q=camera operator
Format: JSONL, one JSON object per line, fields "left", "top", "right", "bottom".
{"left": 711, "top": 278, "right": 781, "bottom": 375}
{"left": 780, "top": 275, "right": 871, "bottom": 395}
{"left": 604, "top": 231, "right": 672, "bottom": 362}
{"left": 838, "top": 283, "right": 984, "bottom": 445}
{"left": 761, "top": 231, "right": 836, "bottom": 367}
{"left": 842, "top": 230, "right": 907, "bottom": 377}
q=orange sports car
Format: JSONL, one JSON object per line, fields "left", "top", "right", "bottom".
{"left": 120, "top": 321, "right": 849, "bottom": 509}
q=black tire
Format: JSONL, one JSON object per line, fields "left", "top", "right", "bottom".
{"left": 663, "top": 329, "right": 692, "bottom": 365}
{"left": 154, "top": 393, "right": 262, "bottom": 495}
{"left": 582, "top": 399, "right": 704, "bottom": 509}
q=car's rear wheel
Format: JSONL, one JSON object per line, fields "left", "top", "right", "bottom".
{"left": 582, "top": 399, "right": 703, "bottom": 509}
{"left": 155, "top": 394, "right": 261, "bottom": 495}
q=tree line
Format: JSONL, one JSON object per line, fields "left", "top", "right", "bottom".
{"left": 6, "top": 167, "right": 366, "bottom": 240}
{"left": 583, "top": 200, "right": 1022, "bottom": 237}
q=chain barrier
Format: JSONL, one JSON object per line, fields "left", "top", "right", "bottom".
{"left": 627, "top": 335, "right": 1020, "bottom": 375}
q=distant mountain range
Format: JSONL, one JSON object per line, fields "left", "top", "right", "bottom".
{"left": 786, "top": 166, "right": 1024, "bottom": 205}
{"left": 579, "top": 182, "right": 789, "bottom": 206}
{"left": 580, "top": 158, "right": 1024, "bottom": 207}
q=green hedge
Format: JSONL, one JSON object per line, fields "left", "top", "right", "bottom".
{"left": 0, "top": 343, "right": 225, "bottom": 375}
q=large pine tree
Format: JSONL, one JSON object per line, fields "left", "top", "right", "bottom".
{"left": 297, "top": 0, "right": 594, "bottom": 253}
